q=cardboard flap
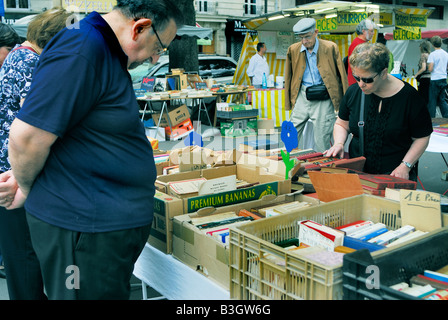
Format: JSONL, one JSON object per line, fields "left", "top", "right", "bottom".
{"left": 259, "top": 194, "right": 279, "bottom": 202}
{"left": 308, "top": 171, "right": 364, "bottom": 202}
{"left": 193, "top": 206, "right": 218, "bottom": 217}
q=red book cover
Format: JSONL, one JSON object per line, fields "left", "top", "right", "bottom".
{"left": 359, "top": 174, "right": 417, "bottom": 190}
{"left": 336, "top": 220, "right": 366, "bottom": 230}
{"left": 293, "top": 152, "right": 323, "bottom": 160}
{"left": 362, "top": 185, "right": 386, "bottom": 196}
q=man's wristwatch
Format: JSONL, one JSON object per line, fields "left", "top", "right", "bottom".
{"left": 401, "top": 160, "right": 413, "bottom": 169}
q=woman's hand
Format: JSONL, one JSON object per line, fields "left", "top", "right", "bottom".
{"left": 390, "top": 163, "right": 411, "bottom": 180}
{"left": 324, "top": 142, "right": 345, "bottom": 158}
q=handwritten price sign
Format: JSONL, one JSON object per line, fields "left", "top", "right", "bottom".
{"left": 400, "top": 190, "right": 442, "bottom": 232}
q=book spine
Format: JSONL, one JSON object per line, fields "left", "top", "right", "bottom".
{"left": 357, "top": 227, "right": 388, "bottom": 241}
{"left": 338, "top": 220, "right": 374, "bottom": 235}
{"left": 343, "top": 236, "right": 384, "bottom": 252}
{"left": 349, "top": 223, "right": 387, "bottom": 239}
{"left": 424, "top": 270, "right": 448, "bottom": 284}
{"left": 368, "top": 225, "right": 415, "bottom": 245}
{"left": 238, "top": 209, "right": 263, "bottom": 220}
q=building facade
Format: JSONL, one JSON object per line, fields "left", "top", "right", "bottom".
{"left": 2, "top": 0, "right": 448, "bottom": 59}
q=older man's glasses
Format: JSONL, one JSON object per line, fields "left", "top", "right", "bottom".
{"left": 353, "top": 73, "right": 379, "bottom": 84}
{"left": 295, "top": 33, "right": 313, "bottom": 41}
{"left": 152, "top": 25, "right": 168, "bottom": 56}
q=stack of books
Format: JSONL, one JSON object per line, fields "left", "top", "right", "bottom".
{"left": 390, "top": 268, "right": 448, "bottom": 299}
{"left": 358, "top": 174, "right": 417, "bottom": 196}
{"left": 337, "top": 220, "right": 426, "bottom": 252}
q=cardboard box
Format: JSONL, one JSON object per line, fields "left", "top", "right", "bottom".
{"left": 165, "top": 118, "right": 194, "bottom": 140}
{"left": 152, "top": 150, "right": 294, "bottom": 253}
{"left": 148, "top": 191, "right": 184, "bottom": 253}
{"left": 220, "top": 117, "right": 257, "bottom": 137}
{"left": 152, "top": 104, "right": 190, "bottom": 127}
{"left": 172, "top": 193, "right": 320, "bottom": 289}
{"left": 156, "top": 152, "right": 292, "bottom": 214}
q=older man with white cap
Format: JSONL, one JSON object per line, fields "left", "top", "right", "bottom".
{"left": 347, "top": 19, "right": 375, "bottom": 86}
{"left": 284, "top": 17, "right": 348, "bottom": 153}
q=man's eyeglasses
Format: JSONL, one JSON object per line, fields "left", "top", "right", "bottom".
{"left": 295, "top": 34, "right": 313, "bottom": 41}
{"left": 352, "top": 72, "right": 379, "bottom": 84}
{"left": 152, "top": 25, "right": 168, "bottom": 56}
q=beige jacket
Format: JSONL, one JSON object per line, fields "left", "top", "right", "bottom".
{"left": 284, "top": 38, "right": 349, "bottom": 111}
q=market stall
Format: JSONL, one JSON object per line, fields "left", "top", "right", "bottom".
{"left": 232, "top": 1, "right": 434, "bottom": 123}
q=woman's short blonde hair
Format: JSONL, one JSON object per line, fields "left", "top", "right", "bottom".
{"left": 349, "top": 42, "right": 390, "bottom": 74}
{"left": 27, "top": 7, "right": 73, "bottom": 49}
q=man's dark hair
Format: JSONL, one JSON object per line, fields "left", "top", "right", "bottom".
{"left": 257, "top": 42, "right": 265, "bottom": 52}
{"left": 0, "top": 23, "right": 20, "bottom": 48}
{"left": 115, "top": 0, "right": 184, "bottom": 31}
{"left": 430, "top": 35, "right": 442, "bottom": 48}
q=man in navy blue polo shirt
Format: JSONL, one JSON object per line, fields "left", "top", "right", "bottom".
{"left": 7, "top": 0, "right": 183, "bottom": 299}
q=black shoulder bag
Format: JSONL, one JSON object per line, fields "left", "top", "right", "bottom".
{"left": 304, "top": 53, "right": 330, "bottom": 101}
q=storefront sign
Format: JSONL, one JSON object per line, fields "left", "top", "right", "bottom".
{"left": 63, "top": 0, "right": 116, "bottom": 13}
{"left": 370, "top": 12, "right": 393, "bottom": 26}
{"left": 337, "top": 12, "right": 368, "bottom": 26}
{"left": 395, "top": 12, "right": 427, "bottom": 28}
{"left": 316, "top": 17, "right": 338, "bottom": 32}
{"left": 393, "top": 27, "right": 421, "bottom": 40}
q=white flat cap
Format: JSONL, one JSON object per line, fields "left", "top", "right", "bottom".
{"left": 293, "top": 18, "right": 316, "bottom": 34}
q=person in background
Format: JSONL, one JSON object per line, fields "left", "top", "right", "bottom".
{"left": 246, "top": 42, "right": 269, "bottom": 87}
{"left": 0, "top": 8, "right": 71, "bottom": 300}
{"left": 415, "top": 40, "right": 432, "bottom": 106}
{"left": 325, "top": 43, "right": 432, "bottom": 182}
{"left": 7, "top": 0, "right": 183, "bottom": 300}
{"left": 376, "top": 36, "right": 394, "bottom": 73}
{"left": 427, "top": 35, "right": 448, "bottom": 118}
{"left": 347, "top": 19, "right": 375, "bottom": 86}
{"left": 0, "top": 23, "right": 20, "bottom": 68}
{"left": 0, "top": 22, "right": 20, "bottom": 281}
{"left": 284, "top": 17, "right": 348, "bottom": 153}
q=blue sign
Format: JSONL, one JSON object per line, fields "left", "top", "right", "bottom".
{"left": 0, "top": 0, "right": 5, "bottom": 17}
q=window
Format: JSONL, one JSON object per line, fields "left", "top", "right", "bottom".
{"left": 295, "top": 0, "right": 318, "bottom": 5}
{"left": 424, "top": 4, "right": 444, "bottom": 20}
{"left": 402, "top": 2, "right": 417, "bottom": 6}
{"left": 197, "top": 0, "right": 209, "bottom": 13}
{"left": 6, "top": 0, "right": 30, "bottom": 9}
{"left": 244, "top": 0, "right": 257, "bottom": 15}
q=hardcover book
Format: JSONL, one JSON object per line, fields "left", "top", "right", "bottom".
{"left": 359, "top": 174, "right": 417, "bottom": 190}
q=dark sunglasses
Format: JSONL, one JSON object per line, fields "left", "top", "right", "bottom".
{"left": 352, "top": 72, "right": 379, "bottom": 84}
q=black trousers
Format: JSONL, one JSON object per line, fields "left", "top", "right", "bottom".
{"left": 26, "top": 213, "right": 151, "bottom": 300}
{"left": 0, "top": 206, "right": 46, "bottom": 300}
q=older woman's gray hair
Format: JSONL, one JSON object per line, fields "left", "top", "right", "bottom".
{"left": 355, "top": 19, "right": 375, "bottom": 35}
{"left": 349, "top": 42, "right": 390, "bottom": 74}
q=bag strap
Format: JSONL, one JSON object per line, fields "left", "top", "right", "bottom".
{"left": 358, "top": 92, "right": 366, "bottom": 156}
{"left": 304, "top": 51, "right": 316, "bottom": 85}
{"left": 10, "top": 46, "right": 38, "bottom": 55}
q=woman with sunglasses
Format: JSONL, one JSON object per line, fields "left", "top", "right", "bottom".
{"left": 325, "top": 42, "right": 432, "bottom": 181}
